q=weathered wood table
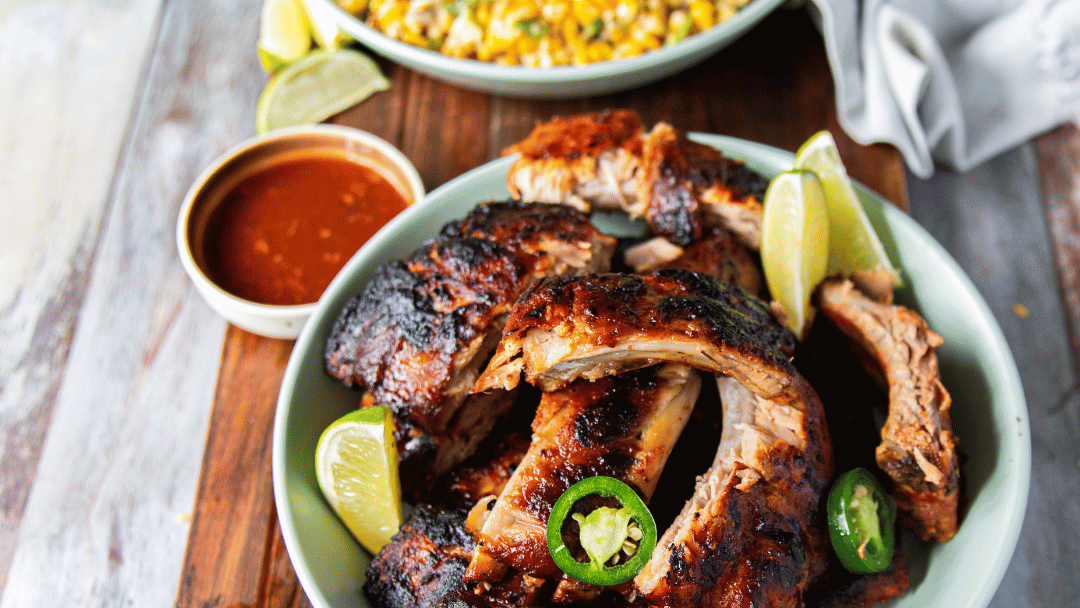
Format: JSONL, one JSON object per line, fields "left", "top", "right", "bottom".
{"left": 1, "top": 1, "right": 1077, "bottom": 607}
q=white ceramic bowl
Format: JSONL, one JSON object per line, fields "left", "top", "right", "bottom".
{"left": 176, "top": 124, "right": 425, "bottom": 339}
{"left": 313, "top": 0, "right": 788, "bottom": 98}
{"left": 273, "top": 135, "right": 1031, "bottom": 608}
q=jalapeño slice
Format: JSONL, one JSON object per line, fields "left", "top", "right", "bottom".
{"left": 545, "top": 476, "right": 657, "bottom": 586}
{"left": 826, "top": 467, "right": 897, "bottom": 573}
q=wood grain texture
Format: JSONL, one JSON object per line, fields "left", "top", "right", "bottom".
{"left": 0, "top": 0, "right": 164, "bottom": 593}
{"left": 1, "top": 0, "right": 263, "bottom": 605}
{"left": 174, "top": 328, "right": 293, "bottom": 608}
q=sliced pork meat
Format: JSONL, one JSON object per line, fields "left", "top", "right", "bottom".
{"left": 505, "top": 109, "right": 644, "bottom": 212}
{"left": 472, "top": 269, "right": 795, "bottom": 401}
{"left": 634, "top": 374, "right": 834, "bottom": 607}
{"left": 636, "top": 123, "right": 769, "bottom": 248}
{"left": 466, "top": 364, "right": 701, "bottom": 589}
{"left": 624, "top": 229, "right": 764, "bottom": 297}
{"left": 325, "top": 201, "right": 616, "bottom": 485}
{"left": 816, "top": 278, "right": 960, "bottom": 542}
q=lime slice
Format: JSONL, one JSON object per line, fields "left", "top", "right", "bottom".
{"left": 760, "top": 170, "right": 830, "bottom": 339}
{"left": 794, "top": 131, "right": 898, "bottom": 282}
{"left": 258, "top": 0, "right": 312, "bottom": 72}
{"left": 302, "top": 0, "right": 350, "bottom": 50}
{"left": 315, "top": 405, "right": 402, "bottom": 554}
{"left": 255, "top": 48, "right": 390, "bottom": 134}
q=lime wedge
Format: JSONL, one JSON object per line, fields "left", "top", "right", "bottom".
{"left": 760, "top": 170, "right": 830, "bottom": 339}
{"left": 258, "top": 0, "right": 312, "bottom": 72}
{"left": 302, "top": 0, "right": 350, "bottom": 50}
{"left": 315, "top": 405, "right": 402, "bottom": 554}
{"left": 255, "top": 48, "right": 390, "bottom": 134}
{"left": 794, "top": 131, "right": 898, "bottom": 285}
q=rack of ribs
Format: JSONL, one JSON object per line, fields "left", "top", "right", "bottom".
{"left": 816, "top": 278, "right": 960, "bottom": 542}
{"left": 325, "top": 201, "right": 616, "bottom": 491}
{"left": 467, "top": 269, "right": 835, "bottom": 607}
{"left": 624, "top": 228, "right": 764, "bottom": 297}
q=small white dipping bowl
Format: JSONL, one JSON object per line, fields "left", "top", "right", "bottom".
{"left": 176, "top": 124, "right": 425, "bottom": 339}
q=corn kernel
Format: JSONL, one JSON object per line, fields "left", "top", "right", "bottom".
{"left": 689, "top": 0, "right": 714, "bottom": 30}
{"left": 572, "top": 0, "right": 601, "bottom": 26}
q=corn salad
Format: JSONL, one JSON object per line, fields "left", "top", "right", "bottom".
{"left": 338, "top": 0, "right": 754, "bottom": 66}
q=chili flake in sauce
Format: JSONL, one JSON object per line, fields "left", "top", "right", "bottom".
{"left": 202, "top": 152, "right": 408, "bottom": 306}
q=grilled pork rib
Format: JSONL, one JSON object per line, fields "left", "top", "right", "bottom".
{"left": 635, "top": 374, "right": 834, "bottom": 607}
{"left": 326, "top": 201, "right": 616, "bottom": 483}
{"left": 506, "top": 111, "right": 769, "bottom": 248}
{"left": 365, "top": 432, "right": 550, "bottom": 608}
{"left": 505, "top": 109, "right": 645, "bottom": 212}
{"left": 466, "top": 364, "right": 701, "bottom": 590}
{"left": 624, "top": 229, "right": 764, "bottom": 297}
{"left": 472, "top": 269, "right": 795, "bottom": 400}
{"left": 636, "top": 122, "right": 768, "bottom": 247}
{"left": 816, "top": 278, "right": 960, "bottom": 542}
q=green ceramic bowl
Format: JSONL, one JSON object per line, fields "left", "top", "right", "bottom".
{"left": 310, "top": 0, "right": 787, "bottom": 98}
{"left": 272, "top": 135, "right": 1031, "bottom": 608}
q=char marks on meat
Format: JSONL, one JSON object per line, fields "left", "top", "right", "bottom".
{"left": 505, "top": 109, "right": 644, "bottom": 212}
{"left": 466, "top": 364, "right": 701, "bottom": 590}
{"left": 816, "top": 278, "right": 960, "bottom": 542}
{"left": 325, "top": 200, "right": 616, "bottom": 488}
{"left": 472, "top": 269, "right": 795, "bottom": 401}
{"left": 634, "top": 374, "right": 834, "bottom": 607}
{"left": 366, "top": 432, "right": 550, "bottom": 608}
{"left": 807, "top": 547, "right": 910, "bottom": 608}
{"left": 637, "top": 122, "right": 768, "bottom": 248}
{"left": 364, "top": 503, "right": 479, "bottom": 608}
{"left": 505, "top": 110, "right": 769, "bottom": 248}
{"left": 624, "top": 229, "right": 764, "bottom": 297}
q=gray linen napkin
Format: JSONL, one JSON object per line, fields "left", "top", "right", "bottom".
{"left": 808, "top": 0, "right": 1080, "bottom": 177}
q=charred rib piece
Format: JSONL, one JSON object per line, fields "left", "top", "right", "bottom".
{"left": 365, "top": 433, "right": 549, "bottom": 608}
{"left": 505, "top": 111, "right": 769, "bottom": 249}
{"left": 816, "top": 278, "right": 960, "bottom": 542}
{"left": 466, "top": 364, "right": 701, "bottom": 595}
{"left": 624, "top": 229, "right": 764, "bottom": 297}
{"left": 634, "top": 374, "right": 834, "bottom": 607}
{"left": 326, "top": 201, "right": 616, "bottom": 481}
{"left": 807, "top": 547, "right": 910, "bottom": 608}
{"left": 505, "top": 109, "right": 644, "bottom": 212}
{"left": 364, "top": 503, "right": 478, "bottom": 608}
{"left": 636, "top": 123, "right": 768, "bottom": 248}
{"left": 472, "top": 269, "right": 795, "bottom": 401}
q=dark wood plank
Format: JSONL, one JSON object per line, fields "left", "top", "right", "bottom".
{"left": 174, "top": 328, "right": 293, "bottom": 608}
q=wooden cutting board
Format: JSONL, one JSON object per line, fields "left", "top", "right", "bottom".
{"left": 172, "top": 8, "right": 909, "bottom": 608}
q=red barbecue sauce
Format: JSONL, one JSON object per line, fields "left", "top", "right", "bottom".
{"left": 202, "top": 153, "right": 409, "bottom": 305}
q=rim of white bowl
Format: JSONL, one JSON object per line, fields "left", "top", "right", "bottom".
{"left": 176, "top": 123, "right": 425, "bottom": 318}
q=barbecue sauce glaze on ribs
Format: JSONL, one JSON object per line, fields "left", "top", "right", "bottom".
{"left": 337, "top": 110, "right": 957, "bottom": 608}
{"left": 325, "top": 200, "right": 616, "bottom": 491}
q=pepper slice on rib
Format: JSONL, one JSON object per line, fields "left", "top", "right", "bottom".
{"left": 546, "top": 476, "right": 657, "bottom": 586}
